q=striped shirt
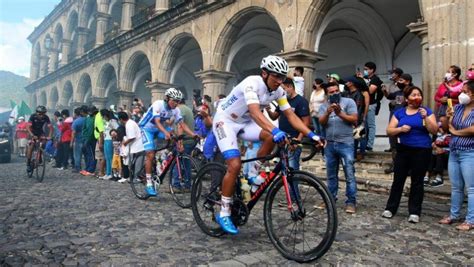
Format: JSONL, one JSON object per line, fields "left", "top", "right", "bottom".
{"left": 450, "top": 104, "right": 474, "bottom": 151}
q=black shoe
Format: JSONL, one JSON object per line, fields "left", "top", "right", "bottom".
{"left": 110, "top": 176, "right": 120, "bottom": 182}
{"left": 384, "top": 167, "right": 393, "bottom": 174}
{"left": 429, "top": 177, "right": 444, "bottom": 187}
{"left": 366, "top": 147, "right": 373, "bottom": 152}
{"left": 384, "top": 148, "right": 392, "bottom": 152}
{"left": 27, "top": 164, "right": 32, "bottom": 173}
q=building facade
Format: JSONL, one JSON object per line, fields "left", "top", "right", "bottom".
{"left": 26, "top": 0, "right": 473, "bottom": 134}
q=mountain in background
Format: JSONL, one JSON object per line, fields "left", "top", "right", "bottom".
{"left": 0, "top": 71, "right": 30, "bottom": 109}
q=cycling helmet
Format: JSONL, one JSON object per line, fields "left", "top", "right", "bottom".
{"left": 165, "top": 87, "right": 183, "bottom": 100}
{"left": 36, "top": 105, "right": 47, "bottom": 113}
{"left": 260, "top": 55, "right": 289, "bottom": 76}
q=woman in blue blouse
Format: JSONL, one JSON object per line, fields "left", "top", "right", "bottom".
{"left": 439, "top": 80, "right": 474, "bottom": 231}
{"left": 381, "top": 86, "right": 438, "bottom": 223}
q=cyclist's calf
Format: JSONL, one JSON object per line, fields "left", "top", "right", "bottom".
{"left": 221, "top": 157, "right": 242, "bottom": 196}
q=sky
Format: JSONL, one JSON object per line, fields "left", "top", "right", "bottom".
{"left": 0, "top": 0, "right": 60, "bottom": 77}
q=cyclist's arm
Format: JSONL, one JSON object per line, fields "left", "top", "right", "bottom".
{"left": 177, "top": 120, "right": 195, "bottom": 137}
{"left": 282, "top": 109, "right": 312, "bottom": 136}
{"left": 154, "top": 117, "right": 170, "bottom": 137}
{"left": 248, "top": 103, "right": 276, "bottom": 133}
{"left": 296, "top": 115, "right": 311, "bottom": 141}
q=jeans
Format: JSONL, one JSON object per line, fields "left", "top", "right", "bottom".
{"left": 172, "top": 142, "right": 195, "bottom": 188}
{"left": 367, "top": 104, "right": 377, "bottom": 149}
{"left": 83, "top": 139, "right": 96, "bottom": 173}
{"left": 57, "top": 142, "right": 71, "bottom": 168}
{"left": 288, "top": 146, "right": 302, "bottom": 201}
{"left": 73, "top": 140, "right": 83, "bottom": 171}
{"left": 448, "top": 150, "right": 474, "bottom": 224}
{"left": 385, "top": 144, "right": 431, "bottom": 216}
{"left": 104, "top": 140, "right": 113, "bottom": 176}
{"left": 354, "top": 120, "right": 368, "bottom": 156}
{"left": 324, "top": 141, "right": 357, "bottom": 205}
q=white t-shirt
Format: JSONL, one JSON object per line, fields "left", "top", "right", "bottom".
{"left": 293, "top": 76, "right": 305, "bottom": 96}
{"left": 215, "top": 75, "right": 291, "bottom": 124}
{"left": 138, "top": 100, "right": 182, "bottom": 130}
{"left": 125, "top": 119, "right": 144, "bottom": 154}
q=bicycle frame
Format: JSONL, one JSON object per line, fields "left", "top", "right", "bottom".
{"left": 241, "top": 144, "right": 298, "bottom": 213}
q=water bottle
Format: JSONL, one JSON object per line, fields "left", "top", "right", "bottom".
{"left": 240, "top": 178, "right": 251, "bottom": 203}
{"left": 249, "top": 171, "right": 266, "bottom": 193}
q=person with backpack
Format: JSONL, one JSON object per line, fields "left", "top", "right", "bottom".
{"left": 80, "top": 106, "right": 97, "bottom": 176}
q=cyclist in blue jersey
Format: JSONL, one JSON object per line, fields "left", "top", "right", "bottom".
{"left": 138, "top": 88, "right": 196, "bottom": 197}
{"left": 213, "top": 55, "right": 324, "bottom": 234}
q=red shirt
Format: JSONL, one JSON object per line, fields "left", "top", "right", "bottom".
{"left": 434, "top": 81, "right": 463, "bottom": 108}
{"left": 16, "top": 121, "right": 29, "bottom": 139}
{"left": 59, "top": 119, "right": 73, "bottom": 143}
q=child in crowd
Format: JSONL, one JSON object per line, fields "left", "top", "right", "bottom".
{"left": 424, "top": 121, "right": 451, "bottom": 187}
{"left": 110, "top": 129, "right": 126, "bottom": 183}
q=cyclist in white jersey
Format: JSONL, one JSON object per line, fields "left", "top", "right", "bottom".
{"left": 138, "top": 87, "right": 196, "bottom": 197}
{"left": 213, "top": 55, "right": 323, "bottom": 234}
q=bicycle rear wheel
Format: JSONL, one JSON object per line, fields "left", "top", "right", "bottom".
{"left": 35, "top": 149, "right": 46, "bottom": 182}
{"left": 27, "top": 157, "right": 35, "bottom": 178}
{"left": 191, "top": 162, "right": 226, "bottom": 237}
{"left": 168, "top": 154, "right": 199, "bottom": 208}
{"left": 130, "top": 164, "right": 150, "bottom": 200}
{"left": 264, "top": 171, "right": 337, "bottom": 263}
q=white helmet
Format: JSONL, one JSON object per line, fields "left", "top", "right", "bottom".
{"left": 165, "top": 87, "right": 183, "bottom": 100}
{"left": 260, "top": 55, "right": 289, "bottom": 76}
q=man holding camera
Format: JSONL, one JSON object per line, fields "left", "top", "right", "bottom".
{"left": 319, "top": 82, "right": 359, "bottom": 213}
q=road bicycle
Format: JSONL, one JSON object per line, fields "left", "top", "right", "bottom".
{"left": 26, "top": 137, "right": 46, "bottom": 182}
{"left": 191, "top": 138, "right": 337, "bottom": 262}
{"left": 130, "top": 135, "right": 199, "bottom": 208}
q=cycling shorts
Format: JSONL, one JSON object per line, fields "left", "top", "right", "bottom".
{"left": 212, "top": 112, "right": 262, "bottom": 160}
{"left": 141, "top": 127, "right": 163, "bottom": 151}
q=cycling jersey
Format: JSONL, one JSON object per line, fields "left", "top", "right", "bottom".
{"left": 138, "top": 100, "right": 183, "bottom": 129}
{"left": 213, "top": 75, "right": 291, "bottom": 159}
{"left": 139, "top": 100, "right": 183, "bottom": 151}
{"left": 28, "top": 114, "right": 51, "bottom": 137}
{"left": 216, "top": 75, "right": 291, "bottom": 123}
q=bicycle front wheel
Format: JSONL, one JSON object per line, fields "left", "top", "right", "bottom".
{"left": 264, "top": 171, "right": 337, "bottom": 263}
{"left": 35, "top": 149, "right": 45, "bottom": 182}
{"left": 191, "top": 162, "right": 226, "bottom": 237}
{"left": 130, "top": 164, "right": 150, "bottom": 200}
{"left": 168, "top": 154, "right": 199, "bottom": 208}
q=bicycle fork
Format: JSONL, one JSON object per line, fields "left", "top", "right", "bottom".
{"left": 281, "top": 175, "right": 305, "bottom": 221}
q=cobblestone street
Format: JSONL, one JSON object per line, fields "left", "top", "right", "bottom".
{"left": 1, "top": 155, "right": 473, "bottom": 266}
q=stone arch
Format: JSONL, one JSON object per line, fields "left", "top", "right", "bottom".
{"left": 49, "top": 87, "right": 59, "bottom": 110}
{"left": 313, "top": 1, "right": 394, "bottom": 71}
{"left": 84, "top": 2, "right": 97, "bottom": 52}
{"left": 31, "top": 94, "right": 38, "bottom": 111}
{"left": 31, "top": 43, "right": 41, "bottom": 80}
{"left": 61, "top": 81, "right": 74, "bottom": 107}
{"left": 122, "top": 51, "right": 152, "bottom": 105}
{"left": 158, "top": 33, "right": 203, "bottom": 100}
{"left": 39, "top": 91, "right": 47, "bottom": 107}
{"left": 77, "top": 73, "right": 92, "bottom": 104}
{"left": 79, "top": 0, "right": 97, "bottom": 27}
{"left": 297, "top": 0, "right": 332, "bottom": 50}
{"left": 66, "top": 10, "right": 79, "bottom": 59}
{"left": 54, "top": 23, "right": 64, "bottom": 66}
{"left": 96, "top": 63, "right": 119, "bottom": 107}
{"left": 213, "top": 6, "right": 283, "bottom": 72}
{"left": 106, "top": 0, "right": 123, "bottom": 41}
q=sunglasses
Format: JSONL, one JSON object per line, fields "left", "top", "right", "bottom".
{"left": 269, "top": 72, "right": 286, "bottom": 82}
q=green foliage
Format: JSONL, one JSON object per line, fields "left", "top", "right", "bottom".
{"left": 0, "top": 71, "right": 29, "bottom": 109}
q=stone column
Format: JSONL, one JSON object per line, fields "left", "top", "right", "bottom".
{"left": 114, "top": 91, "right": 135, "bottom": 110}
{"left": 155, "top": 0, "right": 168, "bottom": 14}
{"left": 39, "top": 55, "right": 49, "bottom": 77}
{"left": 95, "top": 12, "right": 110, "bottom": 48}
{"left": 408, "top": 19, "right": 430, "bottom": 107}
{"left": 278, "top": 49, "right": 327, "bottom": 100}
{"left": 48, "top": 48, "right": 59, "bottom": 73}
{"left": 76, "top": 27, "right": 89, "bottom": 58}
{"left": 90, "top": 96, "right": 108, "bottom": 109}
{"left": 146, "top": 81, "right": 175, "bottom": 102}
{"left": 195, "top": 70, "right": 235, "bottom": 103}
{"left": 60, "top": 39, "right": 71, "bottom": 67}
{"left": 121, "top": 0, "right": 136, "bottom": 32}
{"left": 70, "top": 101, "right": 84, "bottom": 110}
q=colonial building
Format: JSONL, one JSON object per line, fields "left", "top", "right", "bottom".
{"left": 26, "top": 0, "right": 473, "bottom": 134}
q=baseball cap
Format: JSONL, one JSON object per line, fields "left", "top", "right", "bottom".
{"left": 326, "top": 73, "right": 340, "bottom": 81}
{"left": 345, "top": 76, "right": 360, "bottom": 86}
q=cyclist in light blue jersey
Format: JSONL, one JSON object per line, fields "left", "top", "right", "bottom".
{"left": 139, "top": 88, "right": 196, "bottom": 197}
